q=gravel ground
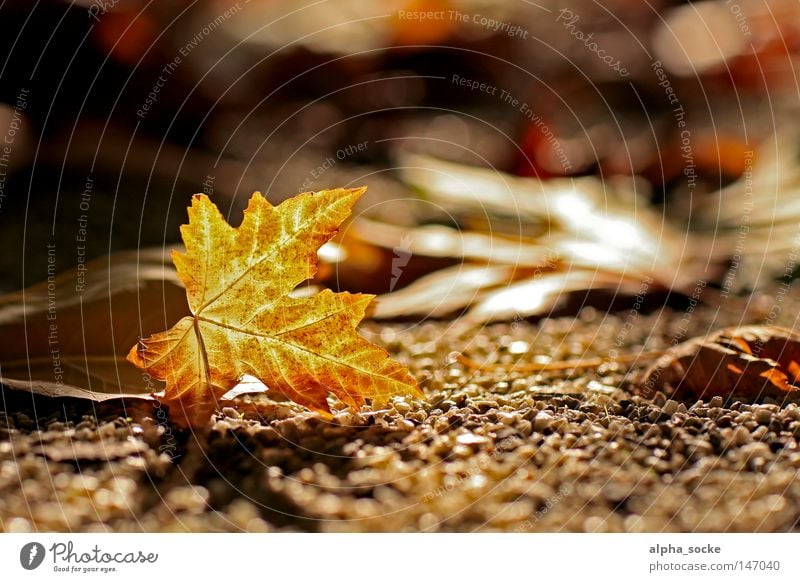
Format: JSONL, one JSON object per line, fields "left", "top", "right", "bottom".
{"left": 2, "top": 291, "right": 800, "bottom": 532}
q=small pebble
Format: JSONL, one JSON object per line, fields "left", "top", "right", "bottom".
{"left": 533, "top": 411, "right": 553, "bottom": 432}
{"left": 754, "top": 408, "right": 772, "bottom": 425}
{"left": 662, "top": 400, "right": 679, "bottom": 416}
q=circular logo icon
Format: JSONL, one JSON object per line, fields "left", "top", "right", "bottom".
{"left": 19, "top": 542, "right": 45, "bottom": 570}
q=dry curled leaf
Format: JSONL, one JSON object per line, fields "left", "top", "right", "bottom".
{"left": 357, "top": 152, "right": 717, "bottom": 321}
{"left": 128, "top": 189, "right": 421, "bottom": 428}
{"left": 360, "top": 137, "right": 791, "bottom": 321}
{"left": 643, "top": 326, "right": 800, "bottom": 400}
{"left": 0, "top": 249, "right": 188, "bottom": 402}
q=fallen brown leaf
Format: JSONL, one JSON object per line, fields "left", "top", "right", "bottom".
{"left": 0, "top": 249, "right": 187, "bottom": 402}
{"left": 642, "top": 326, "right": 800, "bottom": 400}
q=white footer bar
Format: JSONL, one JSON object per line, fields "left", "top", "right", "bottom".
{"left": 0, "top": 533, "right": 796, "bottom": 581}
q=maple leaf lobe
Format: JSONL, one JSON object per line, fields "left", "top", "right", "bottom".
{"left": 128, "top": 188, "right": 421, "bottom": 427}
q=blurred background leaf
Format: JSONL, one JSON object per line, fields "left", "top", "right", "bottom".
{"left": 1, "top": 0, "right": 799, "bottom": 323}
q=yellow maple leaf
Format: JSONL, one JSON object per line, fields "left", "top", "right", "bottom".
{"left": 128, "top": 188, "right": 421, "bottom": 427}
